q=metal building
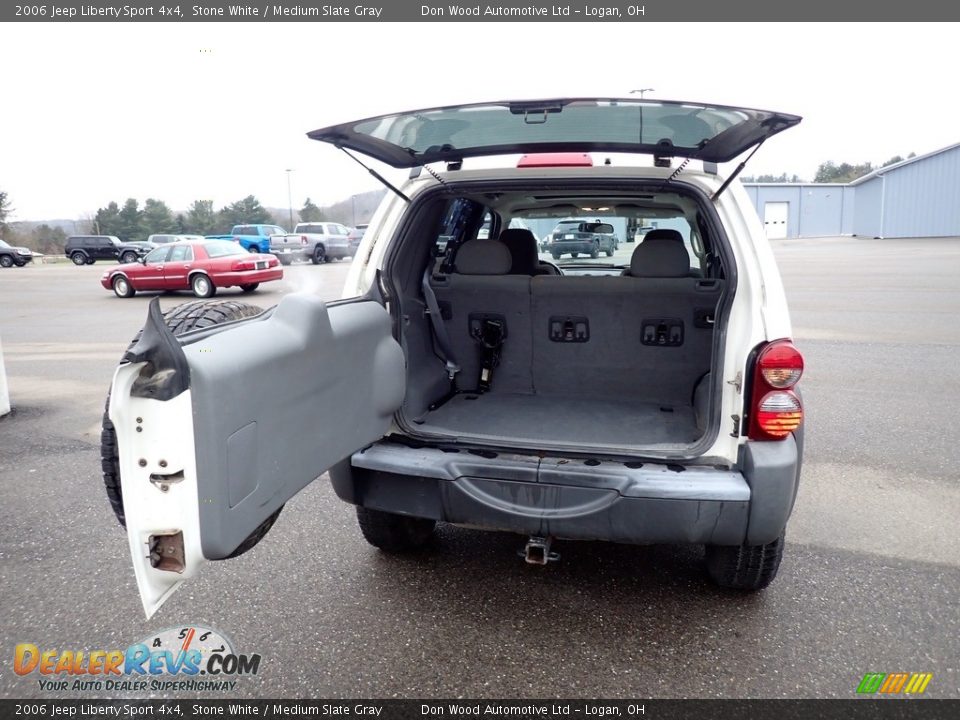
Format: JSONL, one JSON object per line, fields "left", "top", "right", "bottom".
{"left": 743, "top": 142, "right": 960, "bottom": 239}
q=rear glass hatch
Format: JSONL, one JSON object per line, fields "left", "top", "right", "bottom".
{"left": 307, "top": 98, "right": 801, "bottom": 166}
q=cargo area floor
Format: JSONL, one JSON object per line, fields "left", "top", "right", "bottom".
{"left": 415, "top": 393, "right": 701, "bottom": 447}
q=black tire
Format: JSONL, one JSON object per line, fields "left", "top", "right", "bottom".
{"left": 590, "top": 243, "right": 600, "bottom": 259}
{"left": 120, "top": 251, "right": 138, "bottom": 264}
{"left": 356, "top": 507, "right": 435, "bottom": 553}
{"left": 248, "top": 246, "right": 259, "bottom": 254}
{"left": 278, "top": 255, "right": 292, "bottom": 266}
{"left": 86, "top": 258, "right": 96, "bottom": 265}
{"left": 551, "top": 252, "right": 561, "bottom": 260}
{"left": 0, "top": 255, "right": 13, "bottom": 268}
{"left": 101, "top": 300, "right": 278, "bottom": 559}
{"left": 705, "top": 533, "right": 785, "bottom": 590}
{"left": 112, "top": 275, "right": 135, "bottom": 298}
{"left": 311, "top": 245, "right": 326, "bottom": 265}
{"left": 71, "top": 252, "right": 87, "bottom": 266}
{"left": 605, "top": 246, "right": 614, "bottom": 257}
{"left": 239, "top": 283, "right": 259, "bottom": 293}
{"left": 571, "top": 252, "right": 579, "bottom": 259}
{"left": 191, "top": 273, "right": 216, "bottom": 298}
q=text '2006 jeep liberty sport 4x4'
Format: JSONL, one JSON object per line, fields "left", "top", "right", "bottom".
{"left": 102, "top": 98, "right": 805, "bottom": 617}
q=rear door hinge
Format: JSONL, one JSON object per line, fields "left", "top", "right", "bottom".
{"left": 730, "top": 414, "right": 741, "bottom": 438}
{"left": 727, "top": 372, "right": 743, "bottom": 393}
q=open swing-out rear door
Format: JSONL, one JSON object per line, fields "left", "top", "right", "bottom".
{"left": 108, "top": 295, "right": 405, "bottom": 617}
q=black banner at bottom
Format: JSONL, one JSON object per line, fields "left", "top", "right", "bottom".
{"left": 1, "top": 699, "right": 957, "bottom": 720}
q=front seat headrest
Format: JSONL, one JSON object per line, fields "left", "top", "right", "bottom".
{"left": 629, "top": 234, "right": 690, "bottom": 278}
{"left": 454, "top": 240, "right": 512, "bottom": 275}
{"left": 498, "top": 228, "right": 540, "bottom": 275}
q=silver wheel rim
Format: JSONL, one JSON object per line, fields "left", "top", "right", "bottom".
{"left": 195, "top": 277, "right": 209, "bottom": 295}
{"left": 115, "top": 278, "right": 128, "bottom": 295}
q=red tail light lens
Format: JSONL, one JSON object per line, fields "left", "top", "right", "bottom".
{"left": 233, "top": 260, "right": 256, "bottom": 271}
{"left": 301, "top": 235, "right": 308, "bottom": 245}
{"left": 748, "top": 340, "right": 804, "bottom": 440}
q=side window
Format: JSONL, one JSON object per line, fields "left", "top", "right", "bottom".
{"left": 433, "top": 198, "right": 486, "bottom": 267}
{"left": 169, "top": 245, "right": 192, "bottom": 262}
{"left": 335, "top": 224, "right": 349, "bottom": 236}
{"left": 144, "top": 247, "right": 171, "bottom": 264}
{"left": 237, "top": 226, "right": 251, "bottom": 235}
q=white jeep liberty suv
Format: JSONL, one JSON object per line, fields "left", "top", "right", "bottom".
{"left": 102, "top": 98, "right": 805, "bottom": 616}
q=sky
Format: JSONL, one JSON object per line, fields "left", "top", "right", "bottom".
{"left": 2, "top": 22, "right": 959, "bottom": 222}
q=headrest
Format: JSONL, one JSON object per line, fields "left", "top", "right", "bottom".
{"left": 642, "top": 229, "right": 684, "bottom": 244}
{"left": 455, "top": 239, "right": 512, "bottom": 275}
{"left": 498, "top": 228, "right": 539, "bottom": 275}
{"left": 629, "top": 233, "right": 689, "bottom": 278}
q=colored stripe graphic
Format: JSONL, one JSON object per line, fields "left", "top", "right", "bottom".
{"left": 857, "top": 672, "right": 932, "bottom": 695}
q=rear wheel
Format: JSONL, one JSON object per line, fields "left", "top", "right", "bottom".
{"left": 0, "top": 255, "right": 13, "bottom": 268}
{"left": 100, "top": 300, "right": 277, "bottom": 558}
{"left": 71, "top": 252, "right": 87, "bottom": 266}
{"left": 311, "top": 245, "right": 326, "bottom": 265}
{"left": 120, "top": 251, "right": 138, "bottom": 264}
{"left": 356, "top": 507, "right": 435, "bottom": 553}
{"left": 705, "top": 533, "right": 785, "bottom": 590}
{"left": 248, "top": 246, "right": 259, "bottom": 254}
{"left": 590, "top": 243, "right": 600, "bottom": 259}
{"left": 571, "top": 252, "right": 579, "bottom": 259}
{"left": 605, "top": 245, "right": 614, "bottom": 257}
{"left": 551, "top": 252, "right": 561, "bottom": 260}
{"left": 239, "top": 283, "right": 259, "bottom": 293}
{"left": 112, "top": 275, "right": 135, "bottom": 298}
{"left": 191, "top": 273, "right": 216, "bottom": 298}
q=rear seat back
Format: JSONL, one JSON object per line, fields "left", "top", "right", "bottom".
{"left": 430, "top": 240, "right": 533, "bottom": 393}
{"left": 530, "top": 275, "right": 723, "bottom": 405}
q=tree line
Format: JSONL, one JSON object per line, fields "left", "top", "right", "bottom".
{"left": 742, "top": 153, "right": 915, "bottom": 184}
{"left": 0, "top": 192, "right": 330, "bottom": 254}
{"left": 90, "top": 195, "right": 327, "bottom": 242}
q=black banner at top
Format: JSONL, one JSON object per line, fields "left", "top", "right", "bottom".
{"left": 4, "top": 0, "right": 960, "bottom": 22}
{"left": 0, "top": 700, "right": 958, "bottom": 719}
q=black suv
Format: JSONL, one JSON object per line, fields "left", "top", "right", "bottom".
{"left": 0, "top": 239, "right": 34, "bottom": 268}
{"left": 64, "top": 236, "right": 148, "bottom": 265}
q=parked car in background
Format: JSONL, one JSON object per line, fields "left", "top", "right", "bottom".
{"left": 0, "top": 239, "right": 33, "bottom": 268}
{"left": 100, "top": 239, "right": 282, "bottom": 298}
{"left": 346, "top": 225, "right": 367, "bottom": 255}
{"left": 64, "top": 235, "right": 149, "bottom": 265}
{"left": 206, "top": 225, "right": 286, "bottom": 254}
{"left": 270, "top": 222, "right": 353, "bottom": 265}
{"left": 546, "top": 219, "right": 618, "bottom": 259}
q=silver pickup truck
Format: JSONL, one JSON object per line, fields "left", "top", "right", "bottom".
{"left": 270, "top": 222, "right": 354, "bottom": 265}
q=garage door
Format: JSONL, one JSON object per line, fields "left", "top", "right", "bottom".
{"left": 763, "top": 202, "right": 789, "bottom": 240}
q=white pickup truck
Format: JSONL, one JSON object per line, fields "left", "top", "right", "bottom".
{"left": 269, "top": 222, "right": 356, "bottom": 265}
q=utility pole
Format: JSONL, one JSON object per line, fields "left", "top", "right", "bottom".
{"left": 285, "top": 169, "right": 294, "bottom": 229}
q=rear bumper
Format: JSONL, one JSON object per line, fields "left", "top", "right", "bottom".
{"left": 271, "top": 246, "right": 312, "bottom": 261}
{"left": 214, "top": 268, "right": 283, "bottom": 286}
{"left": 331, "top": 437, "right": 800, "bottom": 547}
{"left": 550, "top": 241, "right": 593, "bottom": 254}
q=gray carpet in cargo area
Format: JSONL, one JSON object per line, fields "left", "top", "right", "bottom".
{"left": 417, "top": 393, "right": 701, "bottom": 447}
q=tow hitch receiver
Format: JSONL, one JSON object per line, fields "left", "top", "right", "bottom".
{"left": 520, "top": 535, "right": 560, "bottom": 565}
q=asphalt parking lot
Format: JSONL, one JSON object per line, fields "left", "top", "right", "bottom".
{"left": 1, "top": 238, "right": 958, "bottom": 699}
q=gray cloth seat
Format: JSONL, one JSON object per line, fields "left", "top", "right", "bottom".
{"left": 498, "top": 228, "right": 561, "bottom": 276}
{"left": 623, "top": 229, "right": 691, "bottom": 277}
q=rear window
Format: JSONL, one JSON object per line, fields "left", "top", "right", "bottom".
{"left": 204, "top": 241, "right": 247, "bottom": 258}
{"left": 298, "top": 224, "right": 325, "bottom": 234}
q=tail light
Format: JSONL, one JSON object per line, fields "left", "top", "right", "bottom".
{"left": 233, "top": 259, "right": 256, "bottom": 271}
{"left": 301, "top": 235, "right": 308, "bottom": 245}
{"left": 747, "top": 339, "right": 804, "bottom": 440}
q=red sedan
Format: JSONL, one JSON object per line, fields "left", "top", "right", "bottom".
{"left": 100, "top": 239, "right": 283, "bottom": 298}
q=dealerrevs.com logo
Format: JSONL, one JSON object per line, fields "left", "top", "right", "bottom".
{"left": 14, "top": 626, "right": 260, "bottom": 692}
